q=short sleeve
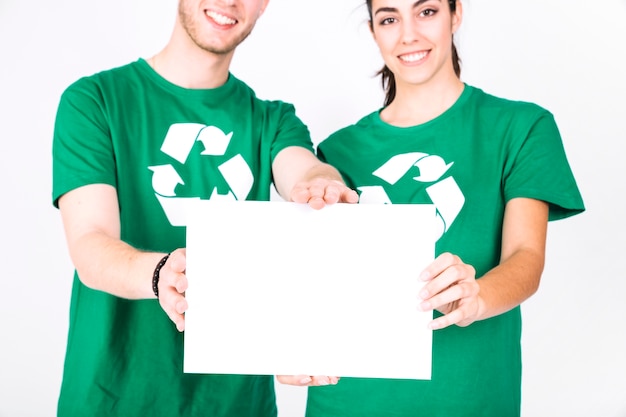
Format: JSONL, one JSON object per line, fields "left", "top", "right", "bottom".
{"left": 52, "top": 78, "right": 117, "bottom": 208}
{"left": 268, "top": 101, "right": 313, "bottom": 162}
{"left": 503, "top": 110, "right": 585, "bottom": 221}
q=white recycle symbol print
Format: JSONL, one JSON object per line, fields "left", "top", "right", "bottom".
{"left": 148, "top": 123, "right": 254, "bottom": 227}
{"left": 358, "top": 152, "right": 465, "bottom": 238}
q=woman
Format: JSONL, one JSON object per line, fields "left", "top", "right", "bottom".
{"left": 280, "top": 0, "right": 584, "bottom": 415}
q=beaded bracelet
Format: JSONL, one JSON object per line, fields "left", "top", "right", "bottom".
{"left": 152, "top": 253, "right": 170, "bottom": 298}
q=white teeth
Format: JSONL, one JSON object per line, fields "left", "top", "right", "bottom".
{"left": 400, "top": 51, "right": 428, "bottom": 63}
{"left": 206, "top": 10, "right": 236, "bottom": 25}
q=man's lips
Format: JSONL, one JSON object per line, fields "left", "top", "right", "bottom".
{"left": 205, "top": 10, "right": 237, "bottom": 26}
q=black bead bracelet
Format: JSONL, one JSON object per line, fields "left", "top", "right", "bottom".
{"left": 152, "top": 254, "right": 170, "bottom": 298}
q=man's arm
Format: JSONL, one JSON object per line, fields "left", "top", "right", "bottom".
{"left": 58, "top": 184, "right": 187, "bottom": 330}
{"left": 272, "top": 146, "right": 359, "bottom": 209}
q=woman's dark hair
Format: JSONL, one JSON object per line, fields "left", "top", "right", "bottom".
{"left": 366, "top": 0, "right": 461, "bottom": 107}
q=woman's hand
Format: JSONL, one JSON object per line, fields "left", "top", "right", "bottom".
{"left": 276, "top": 375, "right": 340, "bottom": 387}
{"left": 418, "top": 252, "right": 480, "bottom": 330}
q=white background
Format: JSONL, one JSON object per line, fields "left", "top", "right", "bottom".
{"left": 1, "top": 0, "right": 625, "bottom": 416}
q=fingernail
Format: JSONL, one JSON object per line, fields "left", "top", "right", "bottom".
{"left": 419, "top": 301, "right": 431, "bottom": 311}
{"left": 419, "top": 289, "right": 429, "bottom": 299}
{"left": 318, "top": 380, "right": 329, "bottom": 386}
{"left": 419, "top": 271, "right": 431, "bottom": 281}
{"left": 299, "top": 377, "right": 312, "bottom": 384}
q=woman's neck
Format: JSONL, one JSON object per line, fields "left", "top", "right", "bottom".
{"left": 381, "top": 77, "right": 465, "bottom": 127}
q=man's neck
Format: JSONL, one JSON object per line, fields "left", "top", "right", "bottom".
{"left": 149, "top": 39, "right": 234, "bottom": 90}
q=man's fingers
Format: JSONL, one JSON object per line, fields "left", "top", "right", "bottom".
{"left": 290, "top": 179, "right": 358, "bottom": 208}
{"left": 162, "top": 302, "right": 185, "bottom": 332}
{"left": 158, "top": 250, "right": 188, "bottom": 332}
{"left": 168, "top": 248, "right": 187, "bottom": 273}
{"left": 340, "top": 188, "right": 360, "bottom": 203}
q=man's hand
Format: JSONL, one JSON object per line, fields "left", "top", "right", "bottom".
{"left": 272, "top": 147, "right": 359, "bottom": 208}
{"left": 158, "top": 248, "right": 189, "bottom": 332}
{"left": 290, "top": 178, "right": 359, "bottom": 210}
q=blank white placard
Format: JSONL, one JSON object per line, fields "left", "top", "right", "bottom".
{"left": 184, "top": 200, "right": 436, "bottom": 380}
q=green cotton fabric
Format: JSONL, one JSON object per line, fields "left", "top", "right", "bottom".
{"left": 52, "top": 59, "right": 313, "bottom": 417}
{"left": 310, "top": 85, "right": 585, "bottom": 417}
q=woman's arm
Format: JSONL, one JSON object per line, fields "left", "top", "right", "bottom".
{"left": 419, "top": 197, "right": 549, "bottom": 330}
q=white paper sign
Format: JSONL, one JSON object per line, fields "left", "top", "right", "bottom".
{"left": 184, "top": 200, "right": 436, "bottom": 380}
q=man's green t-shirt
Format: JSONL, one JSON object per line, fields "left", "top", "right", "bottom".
{"left": 309, "top": 85, "right": 585, "bottom": 417}
{"left": 52, "top": 59, "right": 313, "bottom": 417}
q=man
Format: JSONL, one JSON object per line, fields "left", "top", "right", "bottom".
{"left": 52, "top": 0, "right": 357, "bottom": 415}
